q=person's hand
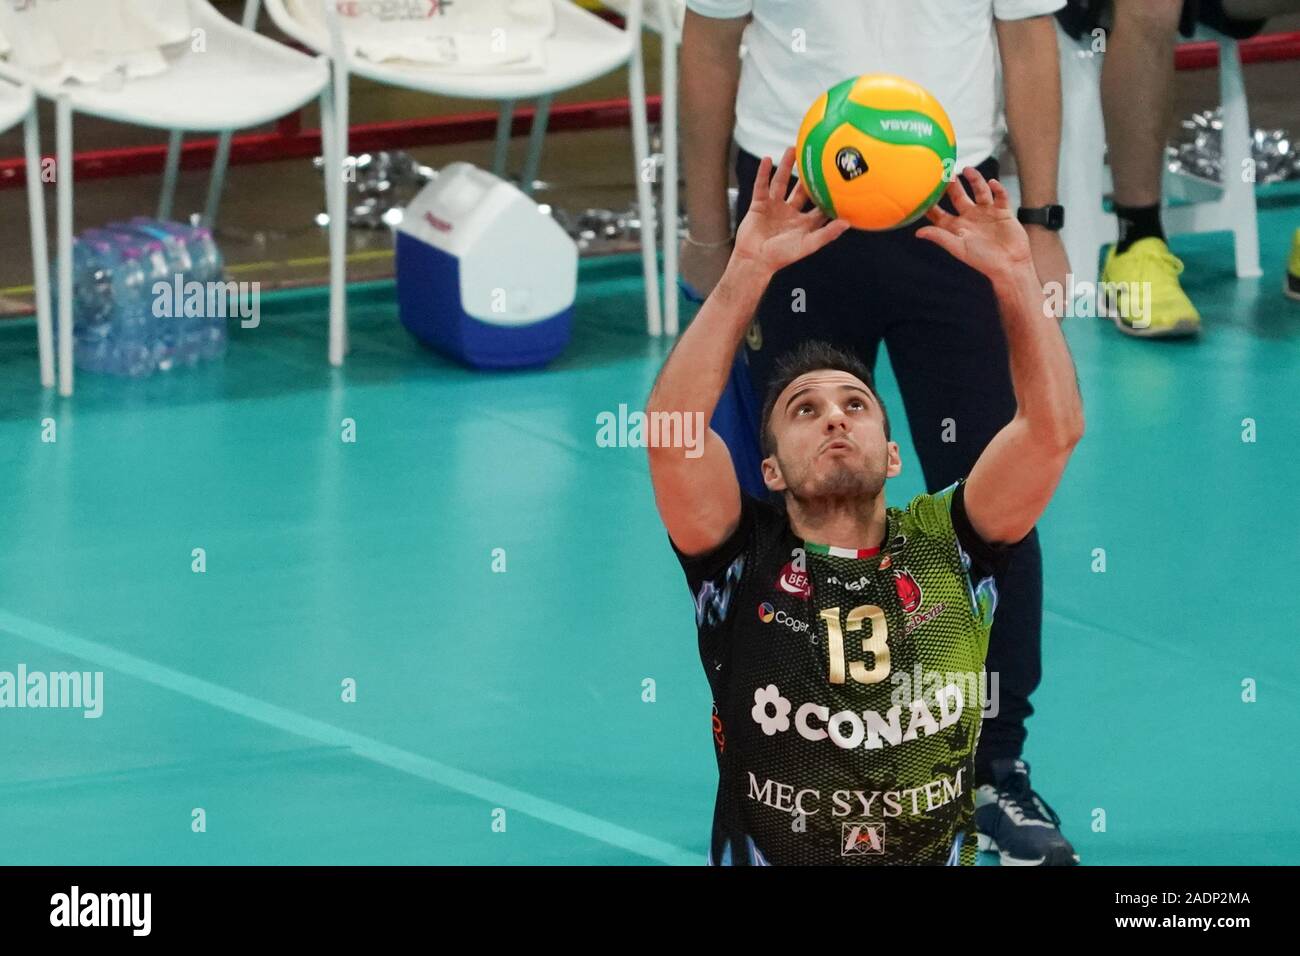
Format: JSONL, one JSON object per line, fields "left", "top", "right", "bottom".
{"left": 1025, "top": 226, "right": 1071, "bottom": 317}
{"left": 732, "top": 146, "right": 851, "bottom": 276}
{"left": 917, "top": 166, "right": 1034, "bottom": 285}
{"left": 679, "top": 236, "right": 733, "bottom": 301}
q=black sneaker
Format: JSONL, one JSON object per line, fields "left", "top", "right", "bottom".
{"left": 975, "top": 758, "right": 1080, "bottom": 866}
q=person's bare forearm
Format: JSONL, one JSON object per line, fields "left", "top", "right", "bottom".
{"left": 993, "top": 265, "right": 1084, "bottom": 446}
{"left": 647, "top": 257, "right": 770, "bottom": 418}
{"left": 681, "top": 10, "right": 746, "bottom": 241}
{"left": 997, "top": 16, "right": 1061, "bottom": 207}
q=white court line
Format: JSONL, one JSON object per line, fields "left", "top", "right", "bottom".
{"left": 0, "top": 609, "right": 699, "bottom": 866}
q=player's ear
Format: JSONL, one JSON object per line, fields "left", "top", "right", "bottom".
{"left": 886, "top": 441, "right": 902, "bottom": 478}
{"left": 762, "top": 454, "right": 786, "bottom": 493}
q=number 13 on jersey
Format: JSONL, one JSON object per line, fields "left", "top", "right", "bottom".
{"left": 819, "top": 605, "right": 890, "bottom": 685}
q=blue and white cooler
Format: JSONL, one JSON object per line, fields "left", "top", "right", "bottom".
{"left": 395, "top": 162, "right": 577, "bottom": 369}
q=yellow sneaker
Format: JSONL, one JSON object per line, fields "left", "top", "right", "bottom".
{"left": 1286, "top": 228, "right": 1300, "bottom": 302}
{"left": 1099, "top": 237, "right": 1201, "bottom": 338}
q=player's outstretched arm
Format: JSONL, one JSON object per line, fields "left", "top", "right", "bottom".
{"left": 916, "top": 167, "right": 1085, "bottom": 546}
{"left": 648, "top": 147, "right": 851, "bottom": 556}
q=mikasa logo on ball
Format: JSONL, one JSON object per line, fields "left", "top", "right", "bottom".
{"left": 880, "top": 118, "right": 935, "bottom": 139}
{"left": 835, "top": 147, "right": 868, "bottom": 181}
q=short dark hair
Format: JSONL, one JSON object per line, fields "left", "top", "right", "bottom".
{"left": 759, "top": 341, "right": 891, "bottom": 457}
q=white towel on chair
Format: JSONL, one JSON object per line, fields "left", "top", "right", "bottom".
{"left": 288, "top": 0, "right": 555, "bottom": 73}
{"left": 0, "top": 0, "right": 192, "bottom": 86}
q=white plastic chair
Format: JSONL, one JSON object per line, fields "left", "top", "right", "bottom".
{"left": 1056, "top": 19, "right": 1262, "bottom": 293}
{"left": 260, "top": 0, "right": 667, "bottom": 339}
{"left": 603, "top": 0, "right": 683, "bottom": 336}
{"left": 0, "top": 68, "right": 54, "bottom": 387}
{"left": 1161, "top": 26, "right": 1261, "bottom": 281}
{"left": 4, "top": 0, "right": 335, "bottom": 395}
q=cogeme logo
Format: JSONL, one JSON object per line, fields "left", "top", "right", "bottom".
{"left": 750, "top": 682, "right": 964, "bottom": 751}
{"left": 756, "top": 603, "right": 812, "bottom": 634}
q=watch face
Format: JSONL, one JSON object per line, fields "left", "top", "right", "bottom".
{"left": 1047, "top": 206, "right": 1065, "bottom": 230}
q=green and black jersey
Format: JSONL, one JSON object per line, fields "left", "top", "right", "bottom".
{"left": 672, "top": 481, "right": 1006, "bottom": 865}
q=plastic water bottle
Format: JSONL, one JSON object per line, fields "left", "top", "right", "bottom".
{"left": 126, "top": 218, "right": 228, "bottom": 361}
{"left": 55, "top": 220, "right": 231, "bottom": 378}
{"left": 95, "top": 236, "right": 155, "bottom": 378}
{"left": 179, "top": 223, "right": 228, "bottom": 361}
{"left": 86, "top": 229, "right": 177, "bottom": 372}
{"left": 112, "top": 218, "right": 203, "bottom": 368}
{"left": 62, "top": 238, "right": 116, "bottom": 374}
{"left": 54, "top": 237, "right": 140, "bottom": 375}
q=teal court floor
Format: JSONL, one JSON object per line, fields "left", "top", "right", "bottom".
{"left": 0, "top": 189, "right": 1297, "bottom": 866}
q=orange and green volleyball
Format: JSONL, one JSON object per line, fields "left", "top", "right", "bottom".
{"left": 796, "top": 74, "right": 957, "bottom": 231}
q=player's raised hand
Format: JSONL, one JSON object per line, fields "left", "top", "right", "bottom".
{"left": 917, "top": 166, "right": 1034, "bottom": 283}
{"left": 733, "top": 147, "right": 851, "bottom": 275}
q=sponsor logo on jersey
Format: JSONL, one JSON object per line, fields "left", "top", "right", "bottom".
{"left": 825, "top": 572, "right": 873, "bottom": 592}
{"left": 904, "top": 602, "right": 946, "bottom": 635}
{"left": 842, "top": 822, "right": 885, "bottom": 856}
{"left": 750, "top": 682, "right": 965, "bottom": 750}
{"left": 745, "top": 769, "right": 966, "bottom": 820}
{"left": 756, "top": 605, "right": 812, "bottom": 635}
{"left": 894, "top": 568, "right": 922, "bottom": 613}
{"left": 777, "top": 561, "right": 812, "bottom": 599}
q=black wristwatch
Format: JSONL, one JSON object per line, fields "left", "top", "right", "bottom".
{"left": 1017, "top": 205, "right": 1065, "bottom": 231}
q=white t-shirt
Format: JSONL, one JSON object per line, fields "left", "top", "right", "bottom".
{"left": 686, "top": 0, "right": 1064, "bottom": 171}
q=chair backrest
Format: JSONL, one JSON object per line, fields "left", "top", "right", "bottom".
{"left": 284, "top": 0, "right": 556, "bottom": 56}
{"left": 269, "top": 0, "right": 639, "bottom": 69}
{"left": 0, "top": 0, "right": 192, "bottom": 79}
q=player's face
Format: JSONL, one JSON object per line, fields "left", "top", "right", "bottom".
{"left": 763, "top": 370, "right": 901, "bottom": 500}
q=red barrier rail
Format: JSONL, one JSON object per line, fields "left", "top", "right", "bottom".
{"left": 1174, "top": 28, "right": 1300, "bottom": 69}
{"left": 0, "top": 95, "right": 662, "bottom": 190}
{"left": 0, "top": 29, "right": 1296, "bottom": 191}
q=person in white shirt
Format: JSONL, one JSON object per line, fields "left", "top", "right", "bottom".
{"left": 1056, "top": 0, "right": 1300, "bottom": 337}
{"left": 677, "top": 0, "right": 1080, "bottom": 866}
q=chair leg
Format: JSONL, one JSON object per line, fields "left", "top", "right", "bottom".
{"left": 159, "top": 129, "right": 183, "bottom": 222}
{"left": 205, "top": 129, "right": 235, "bottom": 229}
{"left": 201, "top": 0, "right": 264, "bottom": 228}
{"left": 626, "top": 32, "right": 662, "bottom": 337}
{"left": 321, "top": 88, "right": 336, "bottom": 225}
{"left": 519, "top": 94, "right": 552, "bottom": 198}
{"left": 492, "top": 99, "right": 515, "bottom": 180}
{"left": 1217, "top": 39, "right": 1261, "bottom": 280}
{"left": 658, "top": 0, "right": 679, "bottom": 337}
{"left": 326, "top": 64, "right": 349, "bottom": 366}
{"left": 24, "top": 104, "right": 54, "bottom": 389}
{"left": 194, "top": 0, "right": 263, "bottom": 231}
{"left": 56, "top": 95, "right": 74, "bottom": 396}
{"left": 240, "top": 0, "right": 263, "bottom": 30}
